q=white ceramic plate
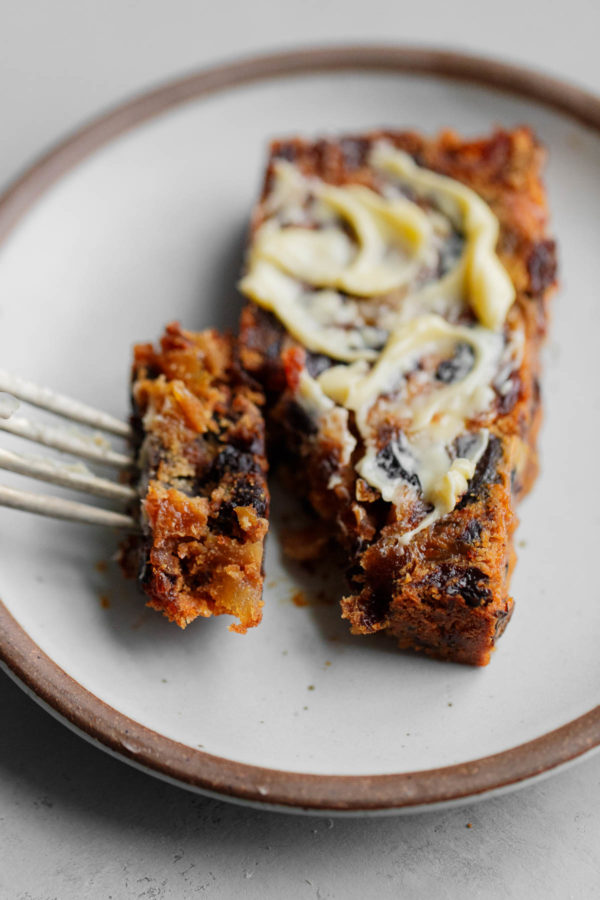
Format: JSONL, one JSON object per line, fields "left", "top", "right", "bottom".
{"left": 0, "top": 47, "right": 599, "bottom": 814}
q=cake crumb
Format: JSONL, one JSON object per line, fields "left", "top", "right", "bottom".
{"left": 95, "top": 560, "right": 108, "bottom": 573}
{"left": 291, "top": 590, "right": 309, "bottom": 607}
{"left": 307, "top": 685, "right": 315, "bottom": 691}
{"left": 99, "top": 594, "right": 111, "bottom": 609}
{"left": 466, "top": 823, "right": 473, "bottom": 829}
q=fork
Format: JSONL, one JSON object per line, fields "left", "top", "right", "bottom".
{"left": 0, "top": 370, "right": 137, "bottom": 530}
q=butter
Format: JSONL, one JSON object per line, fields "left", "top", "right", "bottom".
{"left": 433, "top": 455, "right": 478, "bottom": 512}
{"left": 239, "top": 159, "right": 441, "bottom": 361}
{"left": 241, "top": 261, "right": 386, "bottom": 361}
{"left": 370, "top": 143, "right": 515, "bottom": 330}
{"left": 343, "top": 314, "right": 503, "bottom": 424}
{"left": 240, "top": 261, "right": 385, "bottom": 361}
{"left": 239, "top": 143, "right": 518, "bottom": 539}
{"left": 344, "top": 317, "right": 499, "bottom": 534}
{"left": 394, "top": 432, "right": 489, "bottom": 545}
{"left": 296, "top": 369, "right": 335, "bottom": 417}
{"left": 253, "top": 162, "right": 432, "bottom": 296}
{"left": 317, "top": 360, "right": 370, "bottom": 406}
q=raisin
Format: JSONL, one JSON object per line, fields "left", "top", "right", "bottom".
{"left": 286, "top": 400, "right": 318, "bottom": 437}
{"left": 527, "top": 239, "right": 557, "bottom": 296}
{"left": 438, "top": 231, "right": 465, "bottom": 278}
{"left": 231, "top": 479, "right": 267, "bottom": 518}
{"left": 376, "top": 439, "right": 421, "bottom": 490}
{"left": 357, "top": 586, "right": 390, "bottom": 630}
{"left": 211, "top": 502, "right": 237, "bottom": 535}
{"left": 305, "top": 351, "right": 333, "bottom": 378}
{"left": 436, "top": 342, "right": 475, "bottom": 384}
{"left": 454, "top": 432, "right": 482, "bottom": 459}
{"left": 424, "top": 564, "right": 492, "bottom": 608}
{"left": 461, "top": 521, "right": 482, "bottom": 544}
{"left": 210, "top": 446, "right": 257, "bottom": 479}
{"left": 143, "top": 364, "right": 161, "bottom": 381}
{"left": 212, "top": 478, "right": 267, "bottom": 536}
{"left": 448, "top": 566, "right": 491, "bottom": 607}
{"left": 457, "top": 436, "right": 503, "bottom": 508}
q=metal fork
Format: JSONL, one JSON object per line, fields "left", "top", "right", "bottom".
{"left": 0, "top": 370, "right": 137, "bottom": 530}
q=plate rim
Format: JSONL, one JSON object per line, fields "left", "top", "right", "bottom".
{"left": 0, "top": 43, "right": 599, "bottom": 813}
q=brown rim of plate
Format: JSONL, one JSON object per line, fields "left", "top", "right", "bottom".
{"left": 0, "top": 44, "right": 599, "bottom": 813}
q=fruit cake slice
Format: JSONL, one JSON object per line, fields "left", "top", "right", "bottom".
{"left": 238, "top": 128, "right": 556, "bottom": 665}
{"left": 123, "top": 322, "right": 269, "bottom": 632}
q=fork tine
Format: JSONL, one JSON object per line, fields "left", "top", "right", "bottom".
{"left": 0, "top": 415, "right": 133, "bottom": 468}
{"left": 0, "top": 393, "right": 19, "bottom": 419}
{"left": 0, "top": 447, "right": 136, "bottom": 502}
{"left": 0, "top": 370, "right": 131, "bottom": 438}
{"left": 0, "top": 483, "right": 137, "bottom": 529}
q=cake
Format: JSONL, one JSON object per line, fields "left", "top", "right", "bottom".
{"left": 238, "top": 128, "right": 556, "bottom": 664}
{"left": 123, "top": 322, "right": 269, "bottom": 632}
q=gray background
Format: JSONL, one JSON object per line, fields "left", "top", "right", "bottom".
{"left": 1, "top": 1, "right": 599, "bottom": 897}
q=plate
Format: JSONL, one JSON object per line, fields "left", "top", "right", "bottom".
{"left": 0, "top": 46, "right": 599, "bottom": 814}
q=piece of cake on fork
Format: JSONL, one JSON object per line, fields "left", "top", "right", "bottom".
{"left": 122, "top": 323, "right": 269, "bottom": 632}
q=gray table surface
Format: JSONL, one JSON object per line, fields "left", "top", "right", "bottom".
{"left": 1, "top": 2, "right": 599, "bottom": 897}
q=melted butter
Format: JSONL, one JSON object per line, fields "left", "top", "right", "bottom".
{"left": 240, "top": 143, "right": 519, "bottom": 539}
{"left": 240, "top": 261, "right": 383, "bottom": 361}
{"left": 251, "top": 161, "right": 432, "bottom": 295}
{"left": 317, "top": 360, "right": 370, "bottom": 406}
{"left": 296, "top": 369, "right": 335, "bottom": 416}
{"left": 370, "top": 143, "right": 515, "bottom": 330}
{"left": 316, "top": 313, "right": 502, "bottom": 535}
{"left": 340, "top": 314, "right": 503, "bottom": 425}
{"left": 396, "top": 432, "right": 489, "bottom": 545}
{"left": 343, "top": 316, "right": 499, "bottom": 516}
{"left": 239, "top": 160, "right": 442, "bottom": 361}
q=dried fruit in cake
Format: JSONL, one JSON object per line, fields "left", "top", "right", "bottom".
{"left": 239, "top": 128, "right": 556, "bottom": 664}
{"left": 122, "top": 323, "right": 269, "bottom": 632}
